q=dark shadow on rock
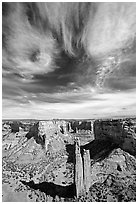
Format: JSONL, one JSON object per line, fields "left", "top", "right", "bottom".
{"left": 66, "top": 144, "right": 75, "bottom": 164}
{"left": 66, "top": 139, "right": 118, "bottom": 164}
{"left": 81, "top": 139, "right": 118, "bottom": 161}
{"left": 21, "top": 180, "right": 76, "bottom": 198}
{"left": 10, "top": 121, "right": 20, "bottom": 133}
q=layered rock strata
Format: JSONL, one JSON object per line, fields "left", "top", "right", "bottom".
{"left": 2, "top": 117, "right": 136, "bottom": 202}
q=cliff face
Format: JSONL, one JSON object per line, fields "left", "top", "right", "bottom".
{"left": 93, "top": 118, "right": 136, "bottom": 155}
{"left": 25, "top": 120, "right": 74, "bottom": 152}
{"left": 69, "top": 121, "right": 93, "bottom": 134}
{"left": 94, "top": 119, "right": 123, "bottom": 141}
{"left": 24, "top": 118, "right": 135, "bottom": 155}
{"left": 3, "top": 118, "right": 135, "bottom": 155}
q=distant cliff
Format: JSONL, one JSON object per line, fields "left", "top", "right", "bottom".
{"left": 3, "top": 118, "right": 136, "bottom": 155}
{"left": 23, "top": 118, "right": 136, "bottom": 155}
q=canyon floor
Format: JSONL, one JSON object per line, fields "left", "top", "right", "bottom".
{"left": 2, "top": 118, "right": 136, "bottom": 202}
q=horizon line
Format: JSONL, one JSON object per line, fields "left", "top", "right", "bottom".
{"left": 2, "top": 115, "right": 136, "bottom": 121}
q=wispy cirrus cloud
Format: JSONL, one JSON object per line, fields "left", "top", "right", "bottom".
{"left": 2, "top": 2, "right": 136, "bottom": 119}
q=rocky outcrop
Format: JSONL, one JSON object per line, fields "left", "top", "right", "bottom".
{"left": 89, "top": 148, "right": 136, "bottom": 202}
{"left": 2, "top": 117, "right": 136, "bottom": 202}
{"left": 75, "top": 138, "right": 84, "bottom": 197}
{"left": 25, "top": 121, "right": 70, "bottom": 151}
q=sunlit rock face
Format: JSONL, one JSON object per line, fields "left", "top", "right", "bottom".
{"left": 38, "top": 121, "right": 67, "bottom": 152}
{"left": 2, "top": 121, "right": 27, "bottom": 152}
{"left": 25, "top": 120, "right": 71, "bottom": 152}
{"left": 90, "top": 148, "right": 135, "bottom": 186}
{"left": 25, "top": 120, "right": 95, "bottom": 150}
{"left": 2, "top": 120, "right": 74, "bottom": 189}
{"left": 89, "top": 148, "right": 136, "bottom": 202}
{"left": 2, "top": 122, "right": 11, "bottom": 136}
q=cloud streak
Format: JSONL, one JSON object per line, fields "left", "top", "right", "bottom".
{"left": 2, "top": 89, "right": 136, "bottom": 119}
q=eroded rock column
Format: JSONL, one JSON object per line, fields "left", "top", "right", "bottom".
{"left": 75, "top": 137, "right": 84, "bottom": 197}
{"left": 83, "top": 149, "right": 91, "bottom": 193}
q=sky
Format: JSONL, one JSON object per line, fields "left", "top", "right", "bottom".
{"left": 2, "top": 2, "right": 136, "bottom": 119}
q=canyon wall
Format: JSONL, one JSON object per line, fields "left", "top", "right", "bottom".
{"left": 3, "top": 118, "right": 136, "bottom": 155}
{"left": 93, "top": 118, "right": 136, "bottom": 155}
